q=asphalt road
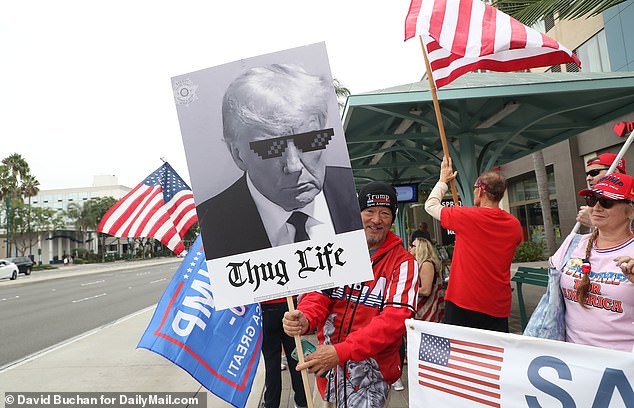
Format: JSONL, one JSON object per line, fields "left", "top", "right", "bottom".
{"left": 0, "top": 262, "right": 176, "bottom": 366}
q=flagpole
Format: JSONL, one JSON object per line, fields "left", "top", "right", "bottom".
{"left": 287, "top": 296, "right": 314, "bottom": 408}
{"left": 572, "top": 128, "right": 634, "bottom": 233}
{"left": 418, "top": 36, "right": 460, "bottom": 204}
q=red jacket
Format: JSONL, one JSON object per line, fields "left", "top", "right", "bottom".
{"left": 298, "top": 231, "right": 418, "bottom": 402}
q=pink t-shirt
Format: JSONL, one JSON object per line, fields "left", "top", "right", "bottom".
{"left": 551, "top": 233, "right": 634, "bottom": 352}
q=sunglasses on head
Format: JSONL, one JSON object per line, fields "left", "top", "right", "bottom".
{"left": 473, "top": 177, "right": 488, "bottom": 192}
{"left": 586, "top": 168, "right": 610, "bottom": 177}
{"left": 584, "top": 195, "right": 630, "bottom": 209}
{"left": 249, "top": 128, "right": 334, "bottom": 160}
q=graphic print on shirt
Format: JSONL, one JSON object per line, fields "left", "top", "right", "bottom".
{"left": 328, "top": 277, "right": 387, "bottom": 309}
{"left": 561, "top": 257, "right": 626, "bottom": 313}
{"left": 322, "top": 312, "right": 389, "bottom": 408}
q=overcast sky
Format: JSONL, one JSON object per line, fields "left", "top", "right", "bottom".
{"left": 1, "top": 1, "right": 424, "bottom": 190}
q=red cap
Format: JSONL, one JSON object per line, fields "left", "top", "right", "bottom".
{"left": 579, "top": 173, "right": 634, "bottom": 201}
{"left": 586, "top": 153, "right": 627, "bottom": 174}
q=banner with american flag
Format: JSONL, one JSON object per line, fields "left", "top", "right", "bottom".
{"left": 404, "top": 0, "right": 582, "bottom": 88}
{"left": 98, "top": 162, "right": 197, "bottom": 255}
{"left": 407, "top": 320, "right": 634, "bottom": 407}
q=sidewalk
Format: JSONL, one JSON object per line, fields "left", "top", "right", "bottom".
{"left": 0, "top": 259, "right": 548, "bottom": 408}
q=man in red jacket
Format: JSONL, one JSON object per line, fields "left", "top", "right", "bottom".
{"left": 283, "top": 182, "right": 419, "bottom": 408}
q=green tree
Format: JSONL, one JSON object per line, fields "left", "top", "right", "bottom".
{"left": 493, "top": 0, "right": 627, "bottom": 26}
{"left": 334, "top": 78, "right": 351, "bottom": 111}
{"left": 66, "top": 202, "right": 93, "bottom": 250}
{"left": 20, "top": 173, "right": 40, "bottom": 255}
{"left": 82, "top": 197, "right": 117, "bottom": 262}
{"left": 2, "top": 153, "right": 32, "bottom": 256}
{"left": 11, "top": 205, "right": 64, "bottom": 256}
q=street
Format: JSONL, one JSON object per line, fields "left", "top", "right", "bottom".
{"left": 0, "top": 262, "right": 176, "bottom": 367}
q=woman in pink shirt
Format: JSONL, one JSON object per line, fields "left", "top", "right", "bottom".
{"left": 551, "top": 173, "right": 634, "bottom": 352}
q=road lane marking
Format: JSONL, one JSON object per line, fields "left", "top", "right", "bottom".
{"left": 0, "top": 295, "right": 20, "bottom": 302}
{"left": 72, "top": 293, "right": 107, "bottom": 303}
{"left": 80, "top": 280, "right": 105, "bottom": 286}
{"left": 150, "top": 278, "right": 167, "bottom": 284}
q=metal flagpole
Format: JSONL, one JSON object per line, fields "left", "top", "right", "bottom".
{"left": 572, "top": 129, "right": 634, "bottom": 233}
{"left": 419, "top": 36, "right": 460, "bottom": 204}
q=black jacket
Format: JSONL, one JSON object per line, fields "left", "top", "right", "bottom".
{"left": 197, "top": 166, "right": 362, "bottom": 260}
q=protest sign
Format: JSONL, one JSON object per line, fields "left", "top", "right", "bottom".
{"left": 407, "top": 319, "right": 634, "bottom": 408}
{"left": 172, "top": 42, "right": 372, "bottom": 309}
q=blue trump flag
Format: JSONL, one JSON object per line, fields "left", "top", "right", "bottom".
{"left": 138, "top": 234, "right": 262, "bottom": 407}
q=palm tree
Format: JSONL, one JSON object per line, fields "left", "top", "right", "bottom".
{"left": 20, "top": 173, "right": 40, "bottom": 256}
{"left": 493, "top": 0, "right": 627, "bottom": 26}
{"left": 333, "top": 78, "right": 351, "bottom": 111}
{"left": 0, "top": 165, "right": 15, "bottom": 204}
{"left": 2, "top": 153, "right": 31, "bottom": 256}
{"left": 2, "top": 153, "right": 30, "bottom": 184}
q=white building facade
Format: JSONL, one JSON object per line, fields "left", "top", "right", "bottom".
{"left": 16, "top": 175, "right": 131, "bottom": 264}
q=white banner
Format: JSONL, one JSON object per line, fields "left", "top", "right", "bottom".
{"left": 209, "top": 230, "right": 370, "bottom": 309}
{"left": 407, "top": 320, "right": 634, "bottom": 408}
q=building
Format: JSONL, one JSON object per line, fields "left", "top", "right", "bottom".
{"left": 1, "top": 175, "right": 131, "bottom": 264}
{"left": 503, "top": 0, "right": 634, "bottom": 247}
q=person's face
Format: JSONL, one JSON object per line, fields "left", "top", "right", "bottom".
{"left": 409, "top": 242, "right": 417, "bottom": 256}
{"left": 586, "top": 195, "right": 633, "bottom": 231}
{"left": 586, "top": 163, "right": 611, "bottom": 188}
{"left": 230, "top": 114, "right": 327, "bottom": 211}
{"left": 362, "top": 206, "right": 393, "bottom": 250}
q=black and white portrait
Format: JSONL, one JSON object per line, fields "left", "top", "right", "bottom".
{"left": 173, "top": 43, "right": 371, "bottom": 309}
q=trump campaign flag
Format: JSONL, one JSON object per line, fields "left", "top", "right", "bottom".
{"left": 138, "top": 235, "right": 262, "bottom": 408}
{"left": 98, "top": 162, "right": 196, "bottom": 255}
{"left": 404, "top": 0, "right": 582, "bottom": 88}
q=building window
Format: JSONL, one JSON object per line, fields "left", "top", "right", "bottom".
{"left": 575, "top": 30, "right": 611, "bottom": 72}
{"left": 508, "top": 167, "right": 562, "bottom": 245}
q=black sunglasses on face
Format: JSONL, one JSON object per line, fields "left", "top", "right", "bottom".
{"left": 584, "top": 195, "right": 629, "bottom": 209}
{"left": 586, "top": 168, "right": 610, "bottom": 177}
{"left": 249, "top": 128, "right": 334, "bottom": 160}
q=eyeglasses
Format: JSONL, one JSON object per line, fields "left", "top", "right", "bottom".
{"left": 249, "top": 128, "right": 334, "bottom": 160}
{"left": 586, "top": 168, "right": 610, "bottom": 177}
{"left": 583, "top": 195, "right": 630, "bottom": 209}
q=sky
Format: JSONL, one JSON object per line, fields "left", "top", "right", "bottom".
{"left": 1, "top": 1, "right": 424, "bottom": 191}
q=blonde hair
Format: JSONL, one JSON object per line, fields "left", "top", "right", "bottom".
{"left": 576, "top": 202, "right": 634, "bottom": 306}
{"left": 412, "top": 238, "right": 440, "bottom": 270}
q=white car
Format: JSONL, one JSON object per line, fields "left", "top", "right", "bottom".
{"left": 0, "top": 259, "right": 19, "bottom": 281}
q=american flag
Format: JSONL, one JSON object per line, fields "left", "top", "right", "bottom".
{"left": 98, "top": 162, "right": 197, "bottom": 255}
{"left": 404, "top": 0, "right": 581, "bottom": 88}
{"left": 418, "top": 332, "right": 504, "bottom": 408}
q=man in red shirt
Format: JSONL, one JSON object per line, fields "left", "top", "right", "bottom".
{"left": 283, "top": 182, "right": 418, "bottom": 408}
{"left": 425, "top": 157, "right": 522, "bottom": 332}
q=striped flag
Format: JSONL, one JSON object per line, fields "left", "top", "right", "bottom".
{"left": 404, "top": 0, "right": 582, "bottom": 88}
{"left": 418, "top": 332, "right": 504, "bottom": 408}
{"left": 98, "top": 162, "right": 197, "bottom": 255}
